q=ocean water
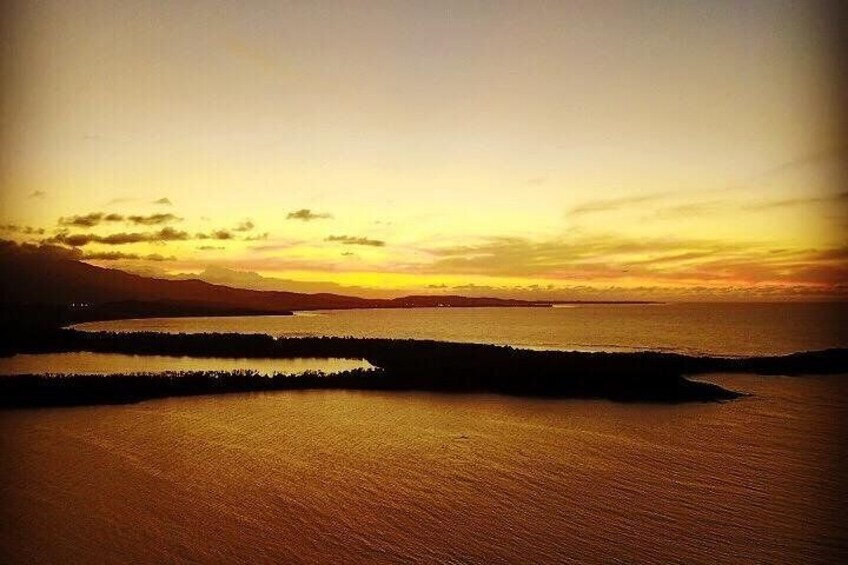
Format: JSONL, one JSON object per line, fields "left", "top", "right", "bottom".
{"left": 1, "top": 374, "right": 845, "bottom": 564}
{"left": 3, "top": 304, "right": 846, "bottom": 563}
{"left": 0, "top": 353, "right": 372, "bottom": 376}
{"left": 74, "top": 302, "right": 848, "bottom": 357}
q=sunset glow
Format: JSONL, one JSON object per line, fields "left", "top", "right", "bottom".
{"left": 1, "top": 0, "right": 844, "bottom": 300}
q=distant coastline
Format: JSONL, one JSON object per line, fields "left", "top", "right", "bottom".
{"left": 2, "top": 243, "right": 844, "bottom": 409}
{"left": 2, "top": 240, "right": 668, "bottom": 331}
{"left": 547, "top": 300, "right": 663, "bottom": 305}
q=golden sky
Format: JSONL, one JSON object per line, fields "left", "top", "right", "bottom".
{"left": 1, "top": 0, "right": 845, "bottom": 300}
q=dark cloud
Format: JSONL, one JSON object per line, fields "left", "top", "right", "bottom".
{"left": 196, "top": 230, "right": 234, "bottom": 240}
{"left": 138, "top": 253, "right": 175, "bottom": 262}
{"left": 82, "top": 251, "right": 175, "bottom": 261}
{"left": 1, "top": 224, "right": 45, "bottom": 235}
{"left": 0, "top": 239, "right": 83, "bottom": 261}
{"left": 341, "top": 251, "right": 355, "bottom": 256}
{"left": 62, "top": 213, "right": 106, "bottom": 227}
{"left": 245, "top": 232, "right": 269, "bottom": 241}
{"left": 155, "top": 227, "right": 186, "bottom": 240}
{"left": 28, "top": 190, "right": 46, "bottom": 199}
{"left": 103, "top": 232, "right": 156, "bottom": 245}
{"left": 60, "top": 212, "right": 180, "bottom": 227}
{"left": 48, "top": 227, "right": 190, "bottom": 246}
{"left": 197, "top": 245, "right": 225, "bottom": 251}
{"left": 287, "top": 209, "right": 332, "bottom": 221}
{"left": 569, "top": 192, "right": 670, "bottom": 216}
{"left": 127, "top": 213, "right": 181, "bottom": 225}
{"left": 153, "top": 197, "right": 173, "bottom": 206}
{"left": 49, "top": 233, "right": 105, "bottom": 247}
{"left": 113, "top": 227, "right": 189, "bottom": 244}
{"left": 326, "top": 235, "right": 385, "bottom": 247}
{"left": 233, "top": 220, "right": 255, "bottom": 232}
{"left": 58, "top": 212, "right": 121, "bottom": 228}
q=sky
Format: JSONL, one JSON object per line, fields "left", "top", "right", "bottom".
{"left": 1, "top": 0, "right": 845, "bottom": 300}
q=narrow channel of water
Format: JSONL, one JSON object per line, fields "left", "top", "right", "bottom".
{"left": 0, "top": 352, "right": 373, "bottom": 376}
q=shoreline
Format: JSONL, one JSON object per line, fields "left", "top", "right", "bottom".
{"left": 2, "top": 330, "right": 845, "bottom": 408}
{"left": 0, "top": 367, "right": 740, "bottom": 409}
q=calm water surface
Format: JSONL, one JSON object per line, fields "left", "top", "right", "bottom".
{"left": 1, "top": 374, "right": 845, "bottom": 564}
{"left": 4, "top": 304, "right": 846, "bottom": 563}
{"left": 0, "top": 353, "right": 372, "bottom": 376}
{"left": 74, "top": 303, "right": 848, "bottom": 356}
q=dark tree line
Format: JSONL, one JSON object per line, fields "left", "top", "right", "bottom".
{"left": 2, "top": 329, "right": 845, "bottom": 408}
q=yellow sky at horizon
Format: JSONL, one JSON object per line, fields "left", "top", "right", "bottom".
{"left": 1, "top": 1, "right": 844, "bottom": 300}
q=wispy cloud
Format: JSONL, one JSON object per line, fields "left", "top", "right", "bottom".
{"left": 326, "top": 235, "right": 385, "bottom": 247}
{"left": 739, "top": 146, "right": 843, "bottom": 187}
{"left": 58, "top": 212, "right": 181, "bottom": 227}
{"left": 127, "top": 213, "right": 181, "bottom": 226}
{"left": 645, "top": 190, "right": 848, "bottom": 220}
{"left": 28, "top": 190, "right": 46, "bottom": 199}
{"left": 419, "top": 234, "right": 848, "bottom": 287}
{"left": 744, "top": 191, "right": 848, "bottom": 211}
{"left": 195, "top": 227, "right": 267, "bottom": 242}
{"left": 59, "top": 213, "right": 124, "bottom": 228}
{"left": 153, "top": 197, "right": 173, "bottom": 206}
{"left": 233, "top": 220, "right": 255, "bottom": 232}
{"left": 48, "top": 227, "right": 191, "bottom": 246}
{"left": 248, "top": 241, "right": 302, "bottom": 252}
{"left": 1, "top": 224, "right": 46, "bottom": 235}
{"left": 1, "top": 240, "right": 83, "bottom": 261}
{"left": 651, "top": 200, "right": 728, "bottom": 219}
{"left": 83, "top": 251, "right": 176, "bottom": 261}
{"left": 196, "top": 230, "right": 234, "bottom": 241}
{"left": 569, "top": 192, "right": 669, "bottom": 216}
{"left": 287, "top": 209, "right": 332, "bottom": 221}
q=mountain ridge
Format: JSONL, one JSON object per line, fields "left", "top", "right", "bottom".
{"left": 0, "top": 240, "right": 550, "bottom": 327}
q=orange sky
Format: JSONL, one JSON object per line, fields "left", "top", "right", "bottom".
{"left": 1, "top": 1, "right": 845, "bottom": 300}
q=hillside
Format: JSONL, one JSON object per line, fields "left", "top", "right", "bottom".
{"left": 0, "top": 241, "right": 549, "bottom": 327}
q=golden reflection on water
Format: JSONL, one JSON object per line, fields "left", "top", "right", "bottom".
{"left": 0, "top": 352, "right": 373, "bottom": 376}
{"left": 73, "top": 303, "right": 848, "bottom": 356}
{"left": 1, "top": 374, "right": 845, "bottom": 563}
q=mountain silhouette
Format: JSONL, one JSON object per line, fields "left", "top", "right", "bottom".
{"left": 0, "top": 240, "right": 549, "bottom": 328}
